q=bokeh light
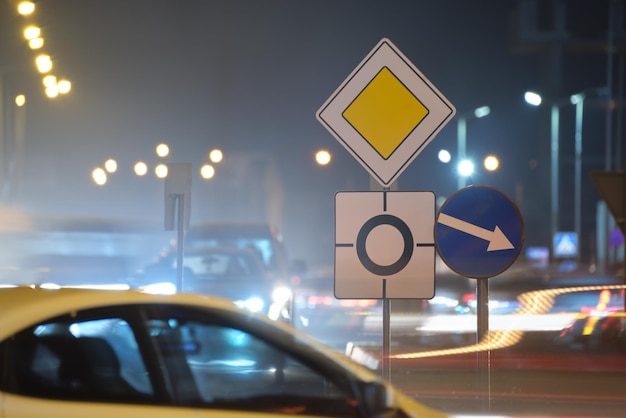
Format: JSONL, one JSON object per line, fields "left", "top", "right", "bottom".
{"left": 209, "top": 149, "right": 223, "bottom": 163}
{"left": 200, "top": 164, "right": 215, "bottom": 179}
{"left": 155, "top": 164, "right": 168, "bottom": 178}
{"left": 457, "top": 159, "right": 474, "bottom": 177}
{"left": 104, "top": 159, "right": 118, "bottom": 173}
{"left": 438, "top": 149, "right": 451, "bottom": 163}
{"left": 134, "top": 162, "right": 148, "bottom": 176}
{"left": 156, "top": 143, "right": 170, "bottom": 157}
{"left": 315, "top": 149, "right": 331, "bottom": 166}
{"left": 92, "top": 168, "right": 107, "bottom": 185}
{"left": 484, "top": 155, "right": 500, "bottom": 171}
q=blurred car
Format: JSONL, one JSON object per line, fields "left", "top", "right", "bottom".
{"left": 294, "top": 276, "right": 381, "bottom": 333}
{"left": 0, "top": 286, "right": 447, "bottom": 418}
{"left": 176, "top": 221, "right": 292, "bottom": 284}
{"left": 133, "top": 246, "right": 293, "bottom": 322}
{"left": 558, "top": 288, "right": 626, "bottom": 351}
{"left": 459, "top": 274, "right": 624, "bottom": 316}
{"left": 426, "top": 274, "right": 475, "bottom": 315}
{"left": 294, "top": 274, "right": 474, "bottom": 335}
{"left": 559, "top": 311, "right": 626, "bottom": 352}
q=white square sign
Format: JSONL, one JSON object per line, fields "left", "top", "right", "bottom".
{"left": 335, "top": 191, "right": 435, "bottom": 299}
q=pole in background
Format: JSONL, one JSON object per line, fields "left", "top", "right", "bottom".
{"left": 572, "top": 94, "right": 584, "bottom": 261}
{"left": 457, "top": 116, "right": 466, "bottom": 191}
{"left": 550, "top": 104, "right": 560, "bottom": 246}
{"left": 165, "top": 163, "right": 192, "bottom": 291}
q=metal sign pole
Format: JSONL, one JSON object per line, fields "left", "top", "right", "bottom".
{"left": 175, "top": 194, "right": 185, "bottom": 292}
{"left": 383, "top": 291, "right": 391, "bottom": 382}
{"left": 476, "top": 278, "right": 491, "bottom": 413}
{"left": 476, "top": 279, "right": 489, "bottom": 341}
{"left": 163, "top": 163, "right": 192, "bottom": 292}
{"left": 375, "top": 180, "right": 395, "bottom": 383}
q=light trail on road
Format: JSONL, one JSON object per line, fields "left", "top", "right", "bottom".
{"left": 389, "top": 284, "right": 626, "bottom": 360}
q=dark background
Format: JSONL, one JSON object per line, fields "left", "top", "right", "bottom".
{"left": 1, "top": 0, "right": 624, "bottom": 268}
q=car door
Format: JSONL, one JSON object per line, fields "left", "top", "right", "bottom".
{"left": 137, "top": 304, "right": 364, "bottom": 418}
{"left": 0, "top": 305, "right": 203, "bottom": 418}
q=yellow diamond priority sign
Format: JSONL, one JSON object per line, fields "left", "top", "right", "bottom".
{"left": 317, "top": 38, "right": 456, "bottom": 187}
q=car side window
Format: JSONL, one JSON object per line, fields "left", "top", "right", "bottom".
{"left": 145, "top": 312, "right": 360, "bottom": 416}
{"left": 3, "top": 316, "right": 154, "bottom": 403}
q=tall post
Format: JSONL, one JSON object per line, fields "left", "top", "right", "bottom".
{"left": 550, "top": 104, "right": 560, "bottom": 247}
{"left": 574, "top": 97, "right": 584, "bottom": 261}
{"left": 369, "top": 176, "right": 395, "bottom": 383}
{"left": 175, "top": 194, "right": 185, "bottom": 292}
{"left": 457, "top": 116, "right": 466, "bottom": 190}
{"left": 0, "top": 75, "right": 4, "bottom": 202}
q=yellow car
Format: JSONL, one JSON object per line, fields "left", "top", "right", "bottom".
{"left": 0, "top": 286, "right": 447, "bottom": 418}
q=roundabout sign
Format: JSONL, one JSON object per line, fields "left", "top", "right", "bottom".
{"left": 335, "top": 191, "right": 435, "bottom": 299}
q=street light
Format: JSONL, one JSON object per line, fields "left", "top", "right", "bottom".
{"left": 524, "top": 87, "right": 607, "bottom": 258}
{"left": 457, "top": 105, "right": 490, "bottom": 189}
{"left": 458, "top": 159, "right": 475, "bottom": 179}
{"left": 525, "top": 90, "right": 562, "bottom": 248}
{"left": 17, "top": 1, "right": 35, "bottom": 16}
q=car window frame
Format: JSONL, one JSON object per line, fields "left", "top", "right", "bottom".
{"left": 0, "top": 301, "right": 374, "bottom": 416}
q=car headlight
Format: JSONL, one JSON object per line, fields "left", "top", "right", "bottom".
{"left": 272, "top": 286, "right": 292, "bottom": 304}
{"left": 235, "top": 296, "right": 265, "bottom": 313}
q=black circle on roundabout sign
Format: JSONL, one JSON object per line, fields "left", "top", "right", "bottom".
{"left": 356, "top": 214, "right": 414, "bottom": 276}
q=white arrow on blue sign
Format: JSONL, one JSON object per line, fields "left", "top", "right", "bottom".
{"left": 435, "top": 185, "right": 524, "bottom": 279}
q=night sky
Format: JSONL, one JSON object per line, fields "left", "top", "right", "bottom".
{"left": 0, "top": 0, "right": 621, "bottom": 267}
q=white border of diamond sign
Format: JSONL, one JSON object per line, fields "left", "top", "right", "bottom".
{"left": 317, "top": 38, "right": 456, "bottom": 187}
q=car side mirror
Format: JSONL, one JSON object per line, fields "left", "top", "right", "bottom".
{"left": 360, "top": 380, "right": 396, "bottom": 417}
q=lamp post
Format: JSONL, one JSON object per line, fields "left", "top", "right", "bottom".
{"left": 525, "top": 91, "right": 567, "bottom": 251}
{"left": 457, "top": 105, "right": 490, "bottom": 190}
{"left": 525, "top": 87, "right": 607, "bottom": 259}
{"left": 571, "top": 93, "right": 584, "bottom": 259}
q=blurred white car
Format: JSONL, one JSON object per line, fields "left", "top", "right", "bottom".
{"left": 134, "top": 246, "right": 293, "bottom": 322}
{"left": 0, "top": 286, "right": 447, "bottom": 418}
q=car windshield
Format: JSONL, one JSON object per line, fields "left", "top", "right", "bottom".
{"left": 178, "top": 251, "right": 266, "bottom": 279}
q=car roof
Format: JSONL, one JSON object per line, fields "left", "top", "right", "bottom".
{"left": 0, "top": 286, "right": 240, "bottom": 341}
{"left": 0, "top": 286, "right": 382, "bottom": 384}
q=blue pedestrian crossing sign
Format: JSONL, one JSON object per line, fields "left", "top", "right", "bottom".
{"left": 553, "top": 232, "right": 578, "bottom": 258}
{"left": 435, "top": 185, "right": 524, "bottom": 279}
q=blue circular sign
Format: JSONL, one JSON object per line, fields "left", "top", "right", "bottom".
{"left": 435, "top": 185, "right": 524, "bottom": 279}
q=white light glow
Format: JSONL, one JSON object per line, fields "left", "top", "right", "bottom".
{"left": 438, "top": 149, "right": 451, "bottom": 163}
{"left": 457, "top": 159, "right": 474, "bottom": 177}
{"left": 524, "top": 91, "right": 542, "bottom": 106}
